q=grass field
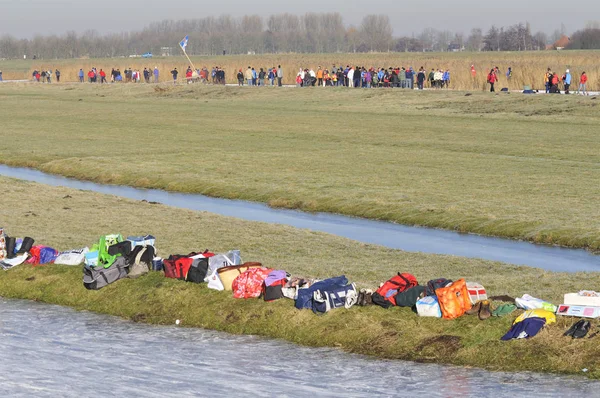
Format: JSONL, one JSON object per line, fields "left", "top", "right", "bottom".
{"left": 1, "top": 176, "right": 599, "bottom": 377}
{"left": 1, "top": 83, "right": 599, "bottom": 250}
{"left": 1, "top": 50, "right": 599, "bottom": 90}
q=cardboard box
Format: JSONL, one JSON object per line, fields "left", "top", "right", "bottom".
{"left": 557, "top": 304, "right": 600, "bottom": 319}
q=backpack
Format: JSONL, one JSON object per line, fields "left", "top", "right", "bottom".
{"left": 425, "top": 278, "right": 453, "bottom": 297}
{"left": 312, "top": 283, "right": 358, "bottom": 314}
{"left": 163, "top": 255, "right": 192, "bottom": 280}
{"left": 125, "top": 246, "right": 155, "bottom": 279}
{"left": 372, "top": 273, "right": 418, "bottom": 309}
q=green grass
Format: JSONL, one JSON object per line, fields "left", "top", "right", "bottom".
{"left": 1, "top": 176, "right": 600, "bottom": 377}
{"left": 1, "top": 84, "right": 599, "bottom": 250}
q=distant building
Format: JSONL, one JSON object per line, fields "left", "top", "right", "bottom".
{"left": 447, "top": 43, "right": 464, "bottom": 52}
{"left": 546, "top": 35, "right": 571, "bottom": 50}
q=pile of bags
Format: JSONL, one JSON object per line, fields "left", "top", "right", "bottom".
{"left": 4, "top": 228, "right": 599, "bottom": 341}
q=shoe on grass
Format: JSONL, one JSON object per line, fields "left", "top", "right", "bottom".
{"left": 478, "top": 300, "right": 492, "bottom": 320}
{"left": 465, "top": 301, "right": 482, "bottom": 315}
{"left": 564, "top": 319, "right": 585, "bottom": 337}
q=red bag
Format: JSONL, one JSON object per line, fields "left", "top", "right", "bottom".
{"left": 233, "top": 268, "right": 273, "bottom": 299}
{"left": 372, "top": 273, "right": 418, "bottom": 308}
{"left": 163, "top": 256, "right": 193, "bottom": 280}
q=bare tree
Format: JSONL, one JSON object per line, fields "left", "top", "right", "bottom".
{"left": 359, "top": 15, "right": 393, "bottom": 52}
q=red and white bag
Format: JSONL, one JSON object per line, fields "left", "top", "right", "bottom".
{"left": 466, "top": 282, "right": 488, "bottom": 304}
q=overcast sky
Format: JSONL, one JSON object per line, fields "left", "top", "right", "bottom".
{"left": 0, "top": 0, "right": 597, "bottom": 38}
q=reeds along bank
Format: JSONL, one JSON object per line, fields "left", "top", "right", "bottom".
{"left": 15, "top": 51, "right": 600, "bottom": 91}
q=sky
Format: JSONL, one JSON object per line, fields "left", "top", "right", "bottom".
{"left": 0, "top": 0, "right": 597, "bottom": 38}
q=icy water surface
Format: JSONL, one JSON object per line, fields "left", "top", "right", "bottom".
{"left": 1, "top": 164, "right": 599, "bottom": 272}
{"left": 0, "top": 299, "right": 598, "bottom": 397}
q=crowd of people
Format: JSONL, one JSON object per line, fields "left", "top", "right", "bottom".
{"left": 31, "top": 69, "right": 61, "bottom": 83}
{"left": 22, "top": 63, "right": 591, "bottom": 95}
{"left": 236, "top": 66, "right": 284, "bottom": 86}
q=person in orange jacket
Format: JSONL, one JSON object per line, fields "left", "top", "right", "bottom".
{"left": 577, "top": 72, "right": 588, "bottom": 95}
{"left": 316, "top": 66, "right": 324, "bottom": 87}
{"left": 486, "top": 69, "right": 497, "bottom": 92}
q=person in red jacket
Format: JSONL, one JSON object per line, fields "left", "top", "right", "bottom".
{"left": 577, "top": 72, "right": 588, "bottom": 95}
{"left": 487, "top": 69, "right": 497, "bottom": 92}
{"left": 87, "top": 70, "right": 95, "bottom": 83}
{"left": 99, "top": 69, "right": 107, "bottom": 84}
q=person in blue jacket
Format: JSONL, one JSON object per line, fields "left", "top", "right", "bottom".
{"left": 78, "top": 68, "right": 84, "bottom": 83}
{"left": 406, "top": 67, "right": 414, "bottom": 89}
{"left": 563, "top": 69, "right": 572, "bottom": 94}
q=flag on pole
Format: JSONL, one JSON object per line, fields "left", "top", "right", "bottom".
{"left": 179, "top": 35, "right": 189, "bottom": 52}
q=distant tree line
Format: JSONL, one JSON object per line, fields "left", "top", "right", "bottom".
{"left": 0, "top": 14, "right": 599, "bottom": 60}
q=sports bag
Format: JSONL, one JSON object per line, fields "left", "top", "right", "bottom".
{"left": 217, "top": 262, "right": 263, "bottom": 291}
{"left": 394, "top": 285, "right": 426, "bottom": 307}
{"left": 416, "top": 296, "right": 442, "bottom": 318}
{"left": 83, "top": 256, "right": 129, "bottom": 290}
{"left": 372, "top": 273, "right": 418, "bottom": 309}
{"left": 295, "top": 276, "right": 348, "bottom": 310}
{"left": 436, "top": 279, "right": 472, "bottom": 319}
{"left": 163, "top": 254, "right": 193, "bottom": 280}
{"left": 312, "top": 283, "right": 357, "bottom": 314}
{"left": 426, "top": 278, "right": 453, "bottom": 297}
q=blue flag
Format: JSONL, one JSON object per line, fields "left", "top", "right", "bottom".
{"left": 179, "top": 35, "right": 189, "bottom": 52}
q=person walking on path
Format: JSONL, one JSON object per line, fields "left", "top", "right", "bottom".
{"left": 78, "top": 68, "right": 84, "bottom": 83}
{"left": 55, "top": 69, "right": 60, "bottom": 82}
{"left": 171, "top": 68, "right": 178, "bottom": 84}
{"left": 153, "top": 67, "right": 159, "bottom": 83}
{"left": 577, "top": 71, "right": 588, "bottom": 95}
{"left": 563, "top": 69, "right": 572, "bottom": 94}
{"left": 245, "top": 67, "right": 253, "bottom": 86}
{"left": 277, "top": 65, "right": 283, "bottom": 86}
{"left": 487, "top": 69, "right": 497, "bottom": 92}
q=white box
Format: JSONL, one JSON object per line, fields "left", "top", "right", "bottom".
{"left": 564, "top": 293, "right": 600, "bottom": 307}
{"left": 557, "top": 304, "right": 600, "bottom": 319}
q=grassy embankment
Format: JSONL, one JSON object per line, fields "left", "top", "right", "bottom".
{"left": 1, "top": 176, "right": 599, "bottom": 377}
{"left": 1, "top": 50, "right": 600, "bottom": 90}
{"left": 0, "top": 84, "right": 599, "bottom": 250}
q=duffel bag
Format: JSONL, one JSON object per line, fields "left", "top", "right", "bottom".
{"left": 394, "top": 285, "right": 426, "bottom": 307}
{"left": 83, "top": 257, "right": 129, "bottom": 290}
{"left": 217, "top": 262, "right": 263, "bottom": 291}
{"left": 163, "top": 255, "right": 193, "bottom": 280}
{"left": 312, "top": 283, "right": 358, "bottom": 314}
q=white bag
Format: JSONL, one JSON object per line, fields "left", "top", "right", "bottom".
{"left": 206, "top": 269, "right": 225, "bottom": 291}
{"left": 416, "top": 296, "right": 442, "bottom": 318}
{"left": 205, "top": 250, "right": 241, "bottom": 281}
{"left": 515, "top": 294, "right": 557, "bottom": 313}
{"left": 55, "top": 247, "right": 89, "bottom": 266}
{"left": 466, "top": 282, "right": 488, "bottom": 304}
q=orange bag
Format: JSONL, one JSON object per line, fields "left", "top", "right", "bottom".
{"left": 436, "top": 279, "right": 472, "bottom": 319}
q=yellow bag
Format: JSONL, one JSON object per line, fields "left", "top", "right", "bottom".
{"left": 217, "top": 262, "right": 263, "bottom": 291}
{"left": 514, "top": 309, "right": 556, "bottom": 325}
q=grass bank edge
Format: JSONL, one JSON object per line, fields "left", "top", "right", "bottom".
{"left": 0, "top": 266, "right": 598, "bottom": 379}
{"left": 1, "top": 158, "right": 596, "bottom": 253}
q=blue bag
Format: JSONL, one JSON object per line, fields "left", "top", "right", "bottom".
{"left": 295, "top": 276, "right": 348, "bottom": 310}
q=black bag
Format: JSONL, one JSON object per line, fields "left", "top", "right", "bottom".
{"left": 426, "top": 278, "right": 453, "bottom": 297}
{"left": 394, "top": 285, "right": 426, "bottom": 307}
{"left": 108, "top": 241, "right": 132, "bottom": 256}
{"left": 186, "top": 257, "right": 209, "bottom": 283}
